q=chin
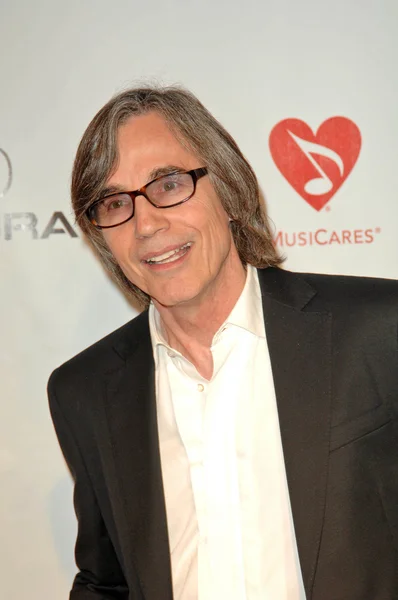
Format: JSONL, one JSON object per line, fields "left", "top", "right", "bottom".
{"left": 151, "top": 281, "right": 203, "bottom": 308}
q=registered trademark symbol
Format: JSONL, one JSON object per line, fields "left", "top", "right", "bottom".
{"left": 375, "top": 227, "right": 381, "bottom": 234}
{"left": 325, "top": 206, "right": 331, "bottom": 212}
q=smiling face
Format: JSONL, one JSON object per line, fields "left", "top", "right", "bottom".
{"left": 101, "top": 111, "right": 245, "bottom": 309}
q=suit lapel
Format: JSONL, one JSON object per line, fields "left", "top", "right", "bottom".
{"left": 259, "top": 268, "right": 332, "bottom": 598}
{"left": 103, "top": 312, "right": 173, "bottom": 600}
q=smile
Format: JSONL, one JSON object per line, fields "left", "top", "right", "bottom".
{"left": 144, "top": 242, "right": 192, "bottom": 265}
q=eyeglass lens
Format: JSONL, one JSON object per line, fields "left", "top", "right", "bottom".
{"left": 93, "top": 171, "right": 195, "bottom": 227}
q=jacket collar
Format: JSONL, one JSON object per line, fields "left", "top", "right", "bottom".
{"left": 105, "top": 313, "right": 173, "bottom": 600}
{"left": 258, "top": 268, "right": 332, "bottom": 597}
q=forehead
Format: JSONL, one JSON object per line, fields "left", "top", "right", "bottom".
{"left": 118, "top": 111, "right": 177, "bottom": 147}
{"left": 112, "top": 112, "right": 198, "bottom": 186}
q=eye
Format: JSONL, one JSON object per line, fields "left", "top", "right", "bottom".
{"left": 146, "top": 172, "right": 192, "bottom": 204}
{"left": 162, "top": 180, "right": 179, "bottom": 192}
{"left": 154, "top": 176, "right": 183, "bottom": 195}
{"left": 108, "top": 199, "right": 123, "bottom": 210}
{"left": 102, "top": 194, "right": 130, "bottom": 211}
{"left": 151, "top": 173, "right": 190, "bottom": 195}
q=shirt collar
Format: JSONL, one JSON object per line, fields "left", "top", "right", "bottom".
{"left": 148, "top": 300, "right": 168, "bottom": 350}
{"left": 148, "top": 265, "right": 265, "bottom": 351}
{"left": 223, "top": 265, "right": 265, "bottom": 338}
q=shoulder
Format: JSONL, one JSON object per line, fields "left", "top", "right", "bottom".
{"left": 278, "top": 269, "right": 398, "bottom": 342}
{"left": 298, "top": 270, "right": 398, "bottom": 310}
{"left": 260, "top": 267, "right": 398, "bottom": 310}
{"left": 299, "top": 273, "right": 398, "bottom": 324}
{"left": 258, "top": 268, "right": 397, "bottom": 365}
{"left": 48, "top": 309, "right": 150, "bottom": 394}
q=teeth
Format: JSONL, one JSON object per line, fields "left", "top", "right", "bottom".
{"left": 150, "top": 249, "right": 177, "bottom": 262}
{"left": 145, "top": 243, "right": 191, "bottom": 264}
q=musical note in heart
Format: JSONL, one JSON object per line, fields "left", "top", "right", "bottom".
{"left": 269, "top": 117, "right": 361, "bottom": 211}
{"left": 287, "top": 131, "right": 345, "bottom": 196}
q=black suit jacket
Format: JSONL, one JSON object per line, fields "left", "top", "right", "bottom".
{"left": 48, "top": 268, "right": 398, "bottom": 600}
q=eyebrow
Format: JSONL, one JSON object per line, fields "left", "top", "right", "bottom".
{"left": 99, "top": 165, "right": 185, "bottom": 199}
{"left": 98, "top": 184, "right": 126, "bottom": 198}
{"left": 147, "top": 164, "right": 183, "bottom": 181}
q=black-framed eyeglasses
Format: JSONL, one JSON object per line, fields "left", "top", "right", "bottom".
{"left": 86, "top": 167, "right": 208, "bottom": 229}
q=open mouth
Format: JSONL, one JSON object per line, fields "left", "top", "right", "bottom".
{"left": 144, "top": 242, "right": 192, "bottom": 265}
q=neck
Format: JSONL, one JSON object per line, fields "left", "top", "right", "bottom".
{"left": 153, "top": 256, "right": 247, "bottom": 379}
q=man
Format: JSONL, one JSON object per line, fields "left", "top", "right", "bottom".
{"left": 48, "top": 86, "right": 398, "bottom": 600}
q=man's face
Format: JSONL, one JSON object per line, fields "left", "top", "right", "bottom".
{"left": 102, "top": 111, "right": 242, "bottom": 308}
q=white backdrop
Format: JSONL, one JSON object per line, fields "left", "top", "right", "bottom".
{"left": 1, "top": 1, "right": 397, "bottom": 597}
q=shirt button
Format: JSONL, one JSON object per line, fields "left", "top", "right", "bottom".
{"left": 197, "top": 383, "right": 205, "bottom": 392}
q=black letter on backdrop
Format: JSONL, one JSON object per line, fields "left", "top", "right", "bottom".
{"left": 41, "top": 212, "right": 78, "bottom": 239}
{"left": 4, "top": 213, "right": 38, "bottom": 240}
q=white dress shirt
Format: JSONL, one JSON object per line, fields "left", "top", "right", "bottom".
{"left": 149, "top": 266, "right": 306, "bottom": 600}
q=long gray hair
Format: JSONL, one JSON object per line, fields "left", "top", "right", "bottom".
{"left": 71, "top": 85, "right": 282, "bottom": 307}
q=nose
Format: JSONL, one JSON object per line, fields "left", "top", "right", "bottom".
{"left": 133, "top": 194, "right": 170, "bottom": 239}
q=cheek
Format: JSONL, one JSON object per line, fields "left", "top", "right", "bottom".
{"left": 193, "top": 193, "right": 230, "bottom": 235}
{"left": 102, "top": 230, "right": 139, "bottom": 273}
{"left": 195, "top": 216, "right": 232, "bottom": 273}
{"left": 204, "top": 206, "right": 231, "bottom": 247}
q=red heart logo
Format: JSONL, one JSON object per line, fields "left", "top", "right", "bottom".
{"left": 269, "top": 117, "right": 361, "bottom": 211}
